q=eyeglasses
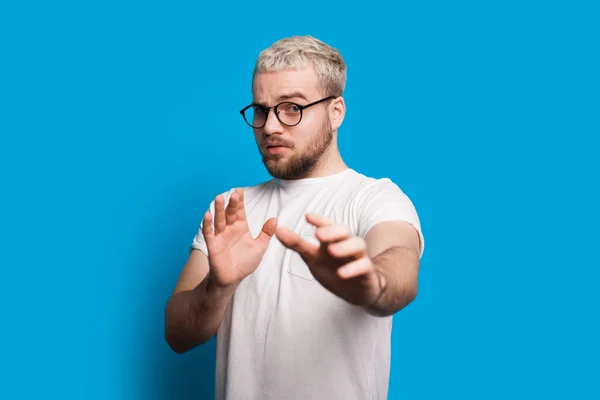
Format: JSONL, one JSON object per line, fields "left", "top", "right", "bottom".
{"left": 239, "top": 96, "right": 336, "bottom": 129}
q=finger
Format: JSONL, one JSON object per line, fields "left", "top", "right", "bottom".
{"left": 315, "top": 224, "right": 352, "bottom": 244}
{"left": 327, "top": 237, "right": 367, "bottom": 260}
{"left": 256, "top": 217, "right": 278, "bottom": 246}
{"left": 305, "top": 213, "right": 334, "bottom": 228}
{"left": 337, "top": 257, "right": 374, "bottom": 279}
{"left": 214, "top": 195, "right": 226, "bottom": 234}
{"left": 225, "top": 190, "right": 239, "bottom": 225}
{"left": 276, "top": 226, "right": 319, "bottom": 260}
{"left": 237, "top": 189, "right": 247, "bottom": 221}
{"left": 202, "top": 211, "right": 214, "bottom": 242}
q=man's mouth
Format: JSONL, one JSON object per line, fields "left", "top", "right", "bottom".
{"left": 265, "top": 145, "right": 288, "bottom": 155}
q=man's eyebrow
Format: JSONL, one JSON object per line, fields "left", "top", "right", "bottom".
{"left": 252, "top": 92, "right": 308, "bottom": 106}
{"left": 278, "top": 92, "right": 308, "bottom": 101}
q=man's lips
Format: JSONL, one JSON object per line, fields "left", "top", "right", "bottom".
{"left": 264, "top": 143, "right": 290, "bottom": 155}
{"left": 265, "top": 142, "right": 289, "bottom": 148}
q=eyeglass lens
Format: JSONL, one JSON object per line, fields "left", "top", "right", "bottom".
{"left": 244, "top": 102, "right": 301, "bottom": 128}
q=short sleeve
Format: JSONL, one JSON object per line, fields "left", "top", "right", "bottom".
{"left": 190, "top": 188, "right": 236, "bottom": 256}
{"left": 355, "top": 178, "right": 425, "bottom": 258}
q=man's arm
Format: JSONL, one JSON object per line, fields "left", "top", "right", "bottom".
{"left": 165, "top": 188, "right": 278, "bottom": 354}
{"left": 164, "top": 249, "right": 237, "bottom": 354}
{"left": 363, "top": 220, "right": 422, "bottom": 317}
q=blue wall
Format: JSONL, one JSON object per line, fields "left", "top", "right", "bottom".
{"left": 1, "top": 1, "right": 598, "bottom": 399}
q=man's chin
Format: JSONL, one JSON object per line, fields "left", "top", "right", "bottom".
{"left": 263, "top": 154, "right": 287, "bottom": 165}
{"left": 264, "top": 160, "right": 286, "bottom": 172}
{"left": 263, "top": 159, "right": 291, "bottom": 178}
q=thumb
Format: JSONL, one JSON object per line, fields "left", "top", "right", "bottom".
{"left": 256, "top": 217, "right": 278, "bottom": 246}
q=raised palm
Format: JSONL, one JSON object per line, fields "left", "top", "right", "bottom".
{"left": 202, "top": 188, "right": 277, "bottom": 287}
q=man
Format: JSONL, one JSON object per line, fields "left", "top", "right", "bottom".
{"left": 164, "top": 35, "right": 425, "bottom": 400}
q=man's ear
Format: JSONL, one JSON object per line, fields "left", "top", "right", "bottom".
{"left": 330, "top": 96, "right": 346, "bottom": 131}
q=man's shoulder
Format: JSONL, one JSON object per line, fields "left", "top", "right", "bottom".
{"left": 241, "top": 178, "right": 278, "bottom": 197}
{"left": 345, "top": 169, "right": 402, "bottom": 195}
{"left": 212, "top": 178, "right": 277, "bottom": 203}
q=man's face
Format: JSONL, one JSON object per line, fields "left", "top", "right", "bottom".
{"left": 251, "top": 66, "right": 333, "bottom": 180}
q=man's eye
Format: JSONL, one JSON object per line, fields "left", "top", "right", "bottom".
{"left": 253, "top": 106, "right": 267, "bottom": 115}
{"left": 282, "top": 104, "right": 300, "bottom": 113}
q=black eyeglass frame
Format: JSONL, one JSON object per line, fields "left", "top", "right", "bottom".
{"left": 239, "top": 95, "right": 337, "bottom": 128}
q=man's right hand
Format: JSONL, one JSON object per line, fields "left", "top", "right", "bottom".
{"left": 202, "top": 188, "right": 278, "bottom": 287}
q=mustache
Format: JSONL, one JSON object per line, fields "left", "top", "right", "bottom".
{"left": 262, "top": 138, "right": 294, "bottom": 148}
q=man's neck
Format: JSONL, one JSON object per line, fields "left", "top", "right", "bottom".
{"left": 304, "top": 148, "right": 348, "bottom": 179}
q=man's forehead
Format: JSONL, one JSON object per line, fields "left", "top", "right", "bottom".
{"left": 252, "top": 68, "right": 320, "bottom": 103}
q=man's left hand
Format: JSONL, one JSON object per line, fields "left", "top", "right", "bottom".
{"left": 276, "top": 213, "right": 385, "bottom": 307}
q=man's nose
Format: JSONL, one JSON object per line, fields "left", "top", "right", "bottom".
{"left": 263, "top": 108, "right": 284, "bottom": 135}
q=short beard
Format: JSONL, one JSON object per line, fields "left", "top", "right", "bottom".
{"left": 261, "top": 118, "right": 333, "bottom": 181}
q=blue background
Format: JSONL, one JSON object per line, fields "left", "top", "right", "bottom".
{"left": 1, "top": 1, "right": 598, "bottom": 399}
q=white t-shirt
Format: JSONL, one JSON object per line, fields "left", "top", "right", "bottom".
{"left": 191, "top": 168, "right": 425, "bottom": 400}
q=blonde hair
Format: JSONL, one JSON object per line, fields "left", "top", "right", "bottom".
{"left": 253, "top": 35, "right": 347, "bottom": 97}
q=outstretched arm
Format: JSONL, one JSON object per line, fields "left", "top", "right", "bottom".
{"left": 362, "top": 220, "right": 421, "bottom": 316}
{"left": 276, "top": 214, "right": 421, "bottom": 317}
{"left": 164, "top": 250, "right": 239, "bottom": 354}
{"left": 165, "top": 189, "right": 278, "bottom": 354}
